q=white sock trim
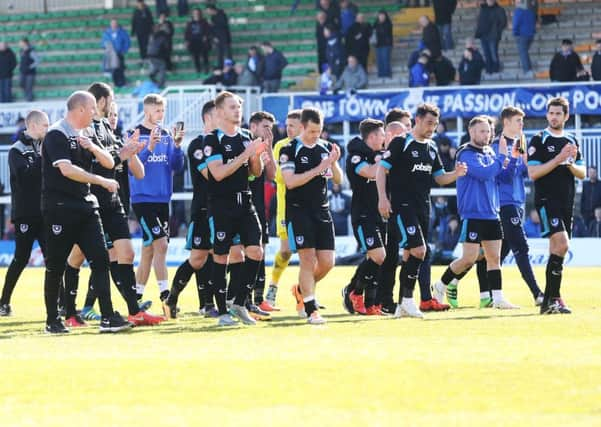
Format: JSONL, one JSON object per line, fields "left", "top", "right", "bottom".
{"left": 158, "top": 280, "right": 169, "bottom": 293}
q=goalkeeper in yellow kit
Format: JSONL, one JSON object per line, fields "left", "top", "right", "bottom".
{"left": 263, "top": 110, "right": 303, "bottom": 309}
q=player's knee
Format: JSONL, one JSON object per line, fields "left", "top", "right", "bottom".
{"left": 189, "top": 252, "right": 206, "bottom": 270}
{"left": 318, "top": 255, "right": 335, "bottom": 272}
{"left": 410, "top": 246, "right": 427, "bottom": 261}
{"left": 88, "top": 251, "right": 110, "bottom": 271}
{"left": 280, "top": 248, "right": 292, "bottom": 260}
{"left": 369, "top": 249, "right": 386, "bottom": 265}
{"left": 245, "top": 245, "right": 263, "bottom": 261}
{"left": 213, "top": 254, "right": 228, "bottom": 265}
{"left": 153, "top": 238, "right": 168, "bottom": 255}
{"left": 118, "top": 246, "right": 135, "bottom": 264}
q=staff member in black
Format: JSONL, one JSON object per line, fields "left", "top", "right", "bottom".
{"left": 41, "top": 91, "right": 132, "bottom": 334}
{"left": 0, "top": 110, "right": 49, "bottom": 317}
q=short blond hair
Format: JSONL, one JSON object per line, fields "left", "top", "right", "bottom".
{"left": 143, "top": 94, "right": 166, "bottom": 106}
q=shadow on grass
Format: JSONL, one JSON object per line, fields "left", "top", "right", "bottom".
{"left": 424, "top": 312, "right": 540, "bottom": 322}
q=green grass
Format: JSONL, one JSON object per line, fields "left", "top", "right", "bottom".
{"left": 1, "top": 265, "right": 600, "bottom": 426}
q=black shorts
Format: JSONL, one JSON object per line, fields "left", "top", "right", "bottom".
{"left": 352, "top": 215, "right": 385, "bottom": 252}
{"left": 459, "top": 218, "right": 503, "bottom": 243}
{"left": 393, "top": 205, "right": 429, "bottom": 250}
{"left": 208, "top": 199, "right": 262, "bottom": 255}
{"left": 99, "top": 204, "right": 130, "bottom": 249}
{"left": 43, "top": 205, "right": 109, "bottom": 273}
{"left": 185, "top": 210, "right": 212, "bottom": 251}
{"left": 132, "top": 202, "right": 170, "bottom": 247}
{"left": 286, "top": 206, "right": 334, "bottom": 252}
{"left": 537, "top": 199, "right": 573, "bottom": 238}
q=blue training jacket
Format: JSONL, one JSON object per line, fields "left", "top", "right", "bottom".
{"left": 492, "top": 137, "right": 528, "bottom": 207}
{"left": 456, "top": 143, "right": 506, "bottom": 220}
{"left": 129, "top": 130, "right": 185, "bottom": 204}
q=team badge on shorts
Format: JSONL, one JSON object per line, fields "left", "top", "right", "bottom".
{"left": 296, "top": 235, "right": 304, "bottom": 245}
{"left": 194, "top": 237, "right": 202, "bottom": 246}
{"left": 52, "top": 225, "right": 62, "bottom": 235}
{"left": 407, "top": 226, "right": 416, "bottom": 235}
{"left": 511, "top": 217, "right": 520, "bottom": 225}
{"left": 152, "top": 226, "right": 161, "bottom": 235}
{"left": 216, "top": 231, "right": 226, "bottom": 241}
{"left": 551, "top": 218, "right": 559, "bottom": 227}
{"left": 469, "top": 232, "right": 478, "bottom": 240}
{"left": 19, "top": 224, "right": 29, "bottom": 233}
{"left": 366, "top": 237, "right": 374, "bottom": 246}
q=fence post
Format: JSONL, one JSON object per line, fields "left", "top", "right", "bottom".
{"left": 456, "top": 116, "right": 463, "bottom": 146}
{"left": 575, "top": 113, "right": 582, "bottom": 142}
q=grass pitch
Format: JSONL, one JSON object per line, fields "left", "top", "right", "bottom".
{"left": 0, "top": 265, "right": 600, "bottom": 426}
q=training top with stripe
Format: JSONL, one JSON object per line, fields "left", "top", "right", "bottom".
{"left": 345, "top": 136, "right": 380, "bottom": 219}
{"left": 9, "top": 130, "right": 43, "bottom": 221}
{"left": 455, "top": 143, "right": 506, "bottom": 220}
{"left": 379, "top": 134, "right": 444, "bottom": 213}
{"left": 203, "top": 127, "right": 254, "bottom": 202}
{"left": 187, "top": 134, "right": 209, "bottom": 216}
{"left": 527, "top": 129, "right": 584, "bottom": 206}
{"left": 279, "top": 137, "right": 334, "bottom": 210}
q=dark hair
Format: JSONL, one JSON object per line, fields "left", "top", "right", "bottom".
{"left": 468, "top": 115, "right": 490, "bottom": 128}
{"left": 300, "top": 108, "right": 323, "bottom": 126}
{"left": 415, "top": 103, "right": 440, "bottom": 119}
{"left": 547, "top": 97, "right": 569, "bottom": 115}
{"left": 261, "top": 41, "right": 272, "bottom": 48}
{"left": 87, "top": 81, "right": 113, "bottom": 102}
{"left": 214, "top": 91, "right": 241, "bottom": 108}
{"left": 384, "top": 108, "right": 411, "bottom": 125}
{"left": 500, "top": 106, "right": 525, "bottom": 122}
{"left": 249, "top": 111, "right": 276, "bottom": 125}
{"left": 206, "top": 4, "right": 217, "bottom": 11}
{"left": 561, "top": 39, "right": 573, "bottom": 45}
{"left": 287, "top": 109, "right": 302, "bottom": 120}
{"left": 597, "top": 39, "right": 601, "bottom": 45}
{"left": 359, "top": 118, "right": 384, "bottom": 140}
{"left": 21, "top": 37, "right": 30, "bottom": 45}
{"left": 201, "top": 100, "right": 215, "bottom": 119}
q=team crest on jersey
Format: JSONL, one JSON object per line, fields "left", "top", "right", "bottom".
{"left": 69, "top": 138, "right": 78, "bottom": 150}
{"left": 224, "top": 144, "right": 232, "bottom": 152}
{"left": 216, "top": 231, "right": 226, "bottom": 241}
{"left": 511, "top": 217, "right": 520, "bottom": 226}
{"left": 351, "top": 155, "right": 361, "bottom": 164}
{"left": 411, "top": 150, "right": 419, "bottom": 158}
{"left": 406, "top": 226, "right": 416, "bottom": 235}
{"left": 52, "top": 225, "right": 62, "bottom": 235}
{"left": 528, "top": 146, "right": 536, "bottom": 156}
{"left": 547, "top": 146, "right": 555, "bottom": 153}
{"left": 295, "top": 235, "right": 304, "bottom": 245}
{"left": 374, "top": 154, "right": 382, "bottom": 162}
{"left": 551, "top": 218, "right": 559, "bottom": 227}
{"left": 300, "top": 156, "right": 309, "bottom": 164}
{"left": 366, "top": 237, "right": 374, "bottom": 246}
{"left": 382, "top": 150, "right": 391, "bottom": 159}
{"left": 152, "top": 226, "right": 161, "bottom": 235}
{"left": 203, "top": 145, "right": 212, "bottom": 156}
{"left": 194, "top": 237, "right": 202, "bottom": 245}
{"left": 19, "top": 224, "right": 29, "bottom": 233}
{"left": 279, "top": 154, "right": 288, "bottom": 163}
{"left": 429, "top": 150, "right": 436, "bottom": 160}
{"left": 469, "top": 232, "right": 478, "bottom": 240}
{"left": 193, "top": 149, "right": 203, "bottom": 160}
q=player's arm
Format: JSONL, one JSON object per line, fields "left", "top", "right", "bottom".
{"left": 527, "top": 142, "right": 573, "bottom": 181}
{"left": 78, "top": 136, "right": 114, "bottom": 169}
{"left": 9, "top": 149, "right": 37, "bottom": 180}
{"left": 280, "top": 147, "right": 331, "bottom": 189}
{"left": 567, "top": 162, "right": 586, "bottom": 179}
{"left": 119, "top": 128, "right": 144, "bottom": 179}
{"left": 375, "top": 163, "right": 391, "bottom": 219}
{"left": 206, "top": 137, "right": 263, "bottom": 182}
{"left": 248, "top": 152, "right": 263, "bottom": 178}
{"left": 331, "top": 158, "right": 343, "bottom": 185}
{"left": 262, "top": 140, "right": 277, "bottom": 181}
{"left": 56, "top": 161, "right": 118, "bottom": 192}
{"left": 128, "top": 154, "right": 145, "bottom": 179}
{"left": 433, "top": 148, "right": 467, "bottom": 185}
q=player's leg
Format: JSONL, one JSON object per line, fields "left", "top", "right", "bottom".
{"left": 252, "top": 218, "right": 269, "bottom": 308}
{"left": 0, "top": 221, "right": 37, "bottom": 315}
{"left": 195, "top": 252, "right": 216, "bottom": 316}
{"left": 267, "top": 210, "right": 292, "bottom": 307}
{"left": 77, "top": 212, "right": 131, "bottom": 333}
{"left": 164, "top": 248, "right": 208, "bottom": 319}
{"left": 132, "top": 203, "right": 156, "bottom": 302}
{"left": 475, "top": 253, "right": 491, "bottom": 308}
{"left": 433, "top": 219, "right": 481, "bottom": 307}
{"left": 501, "top": 205, "right": 543, "bottom": 303}
{"left": 63, "top": 245, "right": 86, "bottom": 326}
{"left": 378, "top": 220, "right": 399, "bottom": 315}
{"left": 298, "top": 248, "right": 320, "bottom": 322}
{"left": 226, "top": 243, "right": 244, "bottom": 305}
{"left": 43, "top": 210, "right": 77, "bottom": 333}
{"left": 481, "top": 237, "right": 518, "bottom": 309}
{"left": 209, "top": 211, "right": 238, "bottom": 326}
{"left": 538, "top": 204, "right": 571, "bottom": 314}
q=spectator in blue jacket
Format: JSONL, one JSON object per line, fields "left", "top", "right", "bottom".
{"left": 102, "top": 19, "right": 131, "bottom": 87}
{"left": 261, "top": 41, "right": 288, "bottom": 93}
{"left": 339, "top": 0, "right": 358, "bottom": 37}
{"left": 524, "top": 209, "right": 541, "bottom": 237}
{"left": 324, "top": 26, "right": 345, "bottom": 78}
{"left": 409, "top": 52, "right": 430, "bottom": 87}
{"left": 513, "top": 0, "right": 536, "bottom": 76}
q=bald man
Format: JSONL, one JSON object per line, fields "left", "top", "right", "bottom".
{"left": 0, "top": 111, "right": 49, "bottom": 317}
{"left": 41, "top": 91, "right": 131, "bottom": 333}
